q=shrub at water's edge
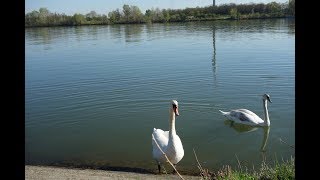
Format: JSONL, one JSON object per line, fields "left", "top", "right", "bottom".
{"left": 25, "top": 1, "right": 295, "bottom": 27}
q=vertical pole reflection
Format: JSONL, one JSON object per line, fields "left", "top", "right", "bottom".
{"left": 212, "top": 24, "right": 217, "bottom": 86}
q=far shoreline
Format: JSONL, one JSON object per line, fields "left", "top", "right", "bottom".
{"left": 25, "top": 1, "right": 295, "bottom": 28}
{"left": 25, "top": 16, "right": 295, "bottom": 28}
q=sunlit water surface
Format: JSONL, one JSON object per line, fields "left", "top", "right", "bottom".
{"left": 26, "top": 18, "right": 295, "bottom": 173}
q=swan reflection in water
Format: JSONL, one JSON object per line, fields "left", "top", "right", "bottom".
{"left": 224, "top": 120, "right": 270, "bottom": 152}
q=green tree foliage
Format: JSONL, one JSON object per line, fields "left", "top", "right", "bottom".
{"left": 266, "top": 2, "right": 282, "bottom": 16}
{"left": 121, "top": 5, "right": 143, "bottom": 23}
{"left": 154, "top": 8, "right": 164, "bottom": 22}
{"left": 25, "top": 10, "right": 40, "bottom": 26}
{"left": 101, "top": 15, "right": 109, "bottom": 24}
{"left": 145, "top": 9, "right": 153, "bottom": 23}
{"left": 86, "top": 11, "right": 98, "bottom": 21}
{"left": 130, "top": 6, "right": 143, "bottom": 23}
{"left": 85, "top": 11, "right": 106, "bottom": 24}
{"left": 123, "top": 4, "right": 131, "bottom": 22}
{"left": 288, "top": 0, "right": 295, "bottom": 16}
{"left": 162, "top": 9, "right": 170, "bottom": 22}
{"left": 38, "top": 8, "right": 52, "bottom": 26}
{"left": 25, "top": 2, "right": 294, "bottom": 27}
{"left": 73, "top": 14, "right": 86, "bottom": 25}
{"left": 39, "top": 8, "right": 49, "bottom": 16}
{"left": 108, "top": 9, "right": 121, "bottom": 24}
{"left": 230, "top": 8, "right": 240, "bottom": 20}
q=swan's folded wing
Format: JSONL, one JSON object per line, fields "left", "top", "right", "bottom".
{"left": 229, "top": 111, "right": 245, "bottom": 121}
{"left": 234, "top": 109, "right": 263, "bottom": 123}
{"left": 230, "top": 109, "right": 255, "bottom": 122}
{"left": 237, "top": 109, "right": 256, "bottom": 116}
{"left": 152, "top": 129, "right": 170, "bottom": 162}
{"left": 152, "top": 128, "right": 169, "bottom": 148}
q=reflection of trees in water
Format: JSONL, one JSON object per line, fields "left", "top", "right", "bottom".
{"left": 217, "top": 19, "right": 290, "bottom": 41}
{"left": 109, "top": 24, "right": 144, "bottom": 43}
{"left": 145, "top": 23, "right": 156, "bottom": 40}
{"left": 224, "top": 120, "right": 270, "bottom": 152}
{"left": 87, "top": 25, "right": 98, "bottom": 40}
{"left": 74, "top": 26, "right": 84, "bottom": 41}
{"left": 26, "top": 27, "right": 52, "bottom": 45}
{"left": 29, "top": 26, "right": 102, "bottom": 44}
{"left": 109, "top": 24, "right": 122, "bottom": 40}
{"left": 287, "top": 18, "right": 295, "bottom": 34}
{"left": 26, "top": 26, "right": 76, "bottom": 45}
{"left": 124, "top": 24, "right": 143, "bottom": 43}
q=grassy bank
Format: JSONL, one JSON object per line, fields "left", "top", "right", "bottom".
{"left": 25, "top": 157, "right": 295, "bottom": 180}
{"left": 195, "top": 156, "right": 295, "bottom": 180}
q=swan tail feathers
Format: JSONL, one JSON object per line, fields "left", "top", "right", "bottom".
{"left": 219, "top": 110, "right": 228, "bottom": 115}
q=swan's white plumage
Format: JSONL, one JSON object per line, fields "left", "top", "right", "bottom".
{"left": 152, "top": 128, "right": 184, "bottom": 164}
{"left": 219, "top": 109, "right": 264, "bottom": 125}
{"left": 152, "top": 100, "right": 184, "bottom": 168}
{"left": 219, "top": 94, "right": 272, "bottom": 126}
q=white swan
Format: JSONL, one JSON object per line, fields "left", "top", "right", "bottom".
{"left": 152, "top": 100, "right": 184, "bottom": 173}
{"left": 219, "top": 94, "right": 272, "bottom": 126}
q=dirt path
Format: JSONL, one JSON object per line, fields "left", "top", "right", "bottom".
{"left": 25, "top": 165, "right": 201, "bottom": 180}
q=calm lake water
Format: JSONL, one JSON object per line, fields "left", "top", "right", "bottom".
{"left": 25, "top": 18, "right": 295, "bottom": 173}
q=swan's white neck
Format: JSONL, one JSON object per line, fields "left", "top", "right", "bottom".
{"left": 263, "top": 99, "right": 270, "bottom": 126}
{"left": 169, "top": 108, "right": 176, "bottom": 136}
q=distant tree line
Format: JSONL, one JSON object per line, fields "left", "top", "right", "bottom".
{"left": 25, "top": 1, "right": 295, "bottom": 27}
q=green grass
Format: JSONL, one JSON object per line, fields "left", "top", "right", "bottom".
{"left": 196, "top": 156, "right": 295, "bottom": 180}
{"left": 255, "top": 156, "right": 295, "bottom": 180}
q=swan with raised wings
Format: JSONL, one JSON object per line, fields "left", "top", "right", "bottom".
{"left": 219, "top": 94, "right": 272, "bottom": 126}
{"left": 152, "top": 100, "right": 184, "bottom": 173}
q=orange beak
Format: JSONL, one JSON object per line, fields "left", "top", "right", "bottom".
{"left": 174, "top": 107, "right": 179, "bottom": 116}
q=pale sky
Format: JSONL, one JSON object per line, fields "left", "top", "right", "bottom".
{"left": 25, "top": 0, "right": 289, "bottom": 15}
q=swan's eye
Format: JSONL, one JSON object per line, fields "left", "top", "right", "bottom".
{"left": 172, "top": 104, "right": 177, "bottom": 108}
